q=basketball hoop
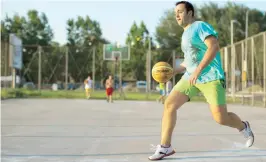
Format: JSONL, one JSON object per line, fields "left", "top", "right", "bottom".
{"left": 103, "top": 44, "right": 130, "bottom": 61}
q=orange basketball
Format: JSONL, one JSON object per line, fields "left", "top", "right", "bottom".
{"left": 152, "top": 62, "right": 173, "bottom": 83}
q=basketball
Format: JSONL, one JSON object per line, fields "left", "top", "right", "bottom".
{"left": 152, "top": 62, "right": 173, "bottom": 83}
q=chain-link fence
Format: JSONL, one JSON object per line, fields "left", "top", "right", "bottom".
{"left": 1, "top": 42, "right": 178, "bottom": 99}
{"left": 1, "top": 32, "right": 265, "bottom": 107}
{"left": 220, "top": 31, "right": 266, "bottom": 107}
{"left": 1, "top": 44, "right": 97, "bottom": 90}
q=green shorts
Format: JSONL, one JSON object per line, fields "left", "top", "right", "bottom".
{"left": 173, "top": 78, "right": 226, "bottom": 105}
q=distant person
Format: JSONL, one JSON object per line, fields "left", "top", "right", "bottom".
{"left": 157, "top": 82, "right": 166, "bottom": 104}
{"left": 166, "top": 80, "right": 173, "bottom": 96}
{"left": 105, "top": 75, "right": 114, "bottom": 103}
{"left": 84, "top": 76, "right": 92, "bottom": 99}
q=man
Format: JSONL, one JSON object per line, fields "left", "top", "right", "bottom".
{"left": 105, "top": 75, "right": 114, "bottom": 103}
{"left": 149, "top": 1, "right": 254, "bottom": 160}
{"left": 84, "top": 76, "right": 92, "bottom": 99}
{"left": 166, "top": 80, "right": 173, "bottom": 96}
{"left": 157, "top": 83, "right": 166, "bottom": 104}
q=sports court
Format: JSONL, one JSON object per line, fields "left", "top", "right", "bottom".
{"left": 1, "top": 99, "right": 266, "bottom": 162}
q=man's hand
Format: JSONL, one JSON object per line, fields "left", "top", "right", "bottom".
{"left": 189, "top": 68, "right": 201, "bottom": 85}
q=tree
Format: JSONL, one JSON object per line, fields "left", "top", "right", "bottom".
{"left": 66, "top": 15, "right": 107, "bottom": 83}
{"left": 1, "top": 10, "right": 54, "bottom": 83}
{"left": 198, "top": 2, "right": 266, "bottom": 46}
{"left": 125, "top": 21, "right": 152, "bottom": 81}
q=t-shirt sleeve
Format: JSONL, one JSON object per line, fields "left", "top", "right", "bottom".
{"left": 198, "top": 22, "right": 218, "bottom": 42}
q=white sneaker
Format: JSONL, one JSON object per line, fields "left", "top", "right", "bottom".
{"left": 148, "top": 145, "right": 176, "bottom": 161}
{"left": 241, "top": 121, "right": 254, "bottom": 147}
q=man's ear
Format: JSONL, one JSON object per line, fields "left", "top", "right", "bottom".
{"left": 187, "top": 10, "right": 193, "bottom": 17}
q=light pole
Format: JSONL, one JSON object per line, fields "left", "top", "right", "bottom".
{"left": 168, "top": 32, "right": 178, "bottom": 85}
{"left": 243, "top": 10, "right": 249, "bottom": 88}
{"left": 148, "top": 36, "right": 151, "bottom": 96}
{"left": 37, "top": 34, "right": 43, "bottom": 91}
{"left": 87, "top": 35, "right": 96, "bottom": 91}
{"left": 245, "top": 11, "right": 249, "bottom": 41}
{"left": 146, "top": 36, "right": 151, "bottom": 98}
{"left": 230, "top": 20, "right": 241, "bottom": 100}
{"left": 231, "top": 20, "right": 241, "bottom": 45}
{"left": 116, "top": 42, "right": 123, "bottom": 97}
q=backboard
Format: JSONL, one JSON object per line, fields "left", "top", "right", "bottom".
{"left": 103, "top": 44, "right": 130, "bottom": 61}
{"left": 9, "top": 33, "right": 23, "bottom": 70}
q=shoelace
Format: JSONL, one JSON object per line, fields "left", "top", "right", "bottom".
{"left": 242, "top": 128, "right": 252, "bottom": 138}
{"left": 150, "top": 144, "right": 166, "bottom": 155}
{"left": 150, "top": 144, "right": 160, "bottom": 151}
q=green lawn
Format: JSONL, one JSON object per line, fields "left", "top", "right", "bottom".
{"left": 1, "top": 88, "right": 160, "bottom": 100}
{"left": 1, "top": 88, "right": 264, "bottom": 107}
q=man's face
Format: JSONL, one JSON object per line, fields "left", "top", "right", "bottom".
{"left": 109, "top": 75, "right": 112, "bottom": 79}
{"left": 175, "top": 4, "right": 191, "bottom": 27}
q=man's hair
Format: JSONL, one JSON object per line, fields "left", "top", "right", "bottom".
{"left": 175, "top": 1, "right": 194, "bottom": 17}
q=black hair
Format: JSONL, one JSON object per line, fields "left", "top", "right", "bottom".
{"left": 175, "top": 1, "right": 194, "bottom": 17}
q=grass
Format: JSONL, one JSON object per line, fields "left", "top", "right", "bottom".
{"left": 1, "top": 88, "right": 160, "bottom": 100}
{"left": 1, "top": 88, "right": 264, "bottom": 107}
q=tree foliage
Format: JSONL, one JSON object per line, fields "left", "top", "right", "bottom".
{"left": 1, "top": 2, "right": 265, "bottom": 84}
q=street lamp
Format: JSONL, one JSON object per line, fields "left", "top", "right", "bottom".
{"left": 146, "top": 35, "right": 151, "bottom": 96}
{"left": 167, "top": 32, "right": 178, "bottom": 85}
{"left": 231, "top": 20, "right": 241, "bottom": 45}
{"left": 230, "top": 19, "right": 241, "bottom": 100}
{"left": 243, "top": 11, "right": 249, "bottom": 88}
{"left": 245, "top": 11, "right": 249, "bottom": 41}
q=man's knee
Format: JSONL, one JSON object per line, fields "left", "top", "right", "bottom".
{"left": 164, "top": 91, "right": 189, "bottom": 111}
{"left": 164, "top": 97, "right": 184, "bottom": 112}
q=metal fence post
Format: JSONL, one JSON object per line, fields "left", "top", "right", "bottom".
{"left": 251, "top": 38, "right": 254, "bottom": 106}
{"left": 172, "top": 50, "right": 176, "bottom": 85}
{"left": 263, "top": 32, "right": 266, "bottom": 107}
{"left": 231, "top": 45, "right": 236, "bottom": 101}
{"left": 65, "top": 47, "right": 69, "bottom": 90}
{"left": 38, "top": 46, "right": 42, "bottom": 91}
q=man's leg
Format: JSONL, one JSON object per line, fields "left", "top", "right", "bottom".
{"left": 109, "top": 88, "right": 114, "bottom": 102}
{"left": 197, "top": 80, "right": 254, "bottom": 147}
{"left": 87, "top": 88, "right": 91, "bottom": 99}
{"left": 85, "top": 88, "right": 89, "bottom": 99}
{"left": 161, "top": 90, "right": 166, "bottom": 104}
{"left": 209, "top": 104, "right": 254, "bottom": 147}
{"left": 149, "top": 79, "right": 199, "bottom": 161}
{"left": 109, "top": 94, "right": 113, "bottom": 102}
{"left": 160, "top": 90, "right": 189, "bottom": 146}
{"left": 209, "top": 104, "right": 245, "bottom": 131}
{"left": 106, "top": 89, "right": 109, "bottom": 102}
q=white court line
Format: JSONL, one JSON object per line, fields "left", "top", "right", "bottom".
{"left": 214, "top": 136, "right": 260, "bottom": 150}
{"left": 79, "top": 159, "right": 129, "bottom": 162}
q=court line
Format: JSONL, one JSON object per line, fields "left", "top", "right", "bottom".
{"left": 2, "top": 133, "right": 266, "bottom": 138}
{"left": 2, "top": 149, "right": 266, "bottom": 157}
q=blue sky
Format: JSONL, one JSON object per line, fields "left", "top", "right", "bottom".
{"left": 2, "top": 0, "right": 266, "bottom": 45}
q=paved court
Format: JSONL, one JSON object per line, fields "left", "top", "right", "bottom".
{"left": 1, "top": 99, "right": 266, "bottom": 162}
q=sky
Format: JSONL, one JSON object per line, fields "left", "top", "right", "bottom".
{"left": 2, "top": 0, "right": 266, "bottom": 45}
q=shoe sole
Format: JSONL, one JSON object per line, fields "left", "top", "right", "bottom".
{"left": 148, "top": 150, "right": 176, "bottom": 161}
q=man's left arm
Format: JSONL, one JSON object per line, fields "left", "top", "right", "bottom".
{"left": 195, "top": 36, "right": 220, "bottom": 73}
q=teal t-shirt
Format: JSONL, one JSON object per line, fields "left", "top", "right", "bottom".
{"left": 181, "top": 21, "right": 225, "bottom": 83}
